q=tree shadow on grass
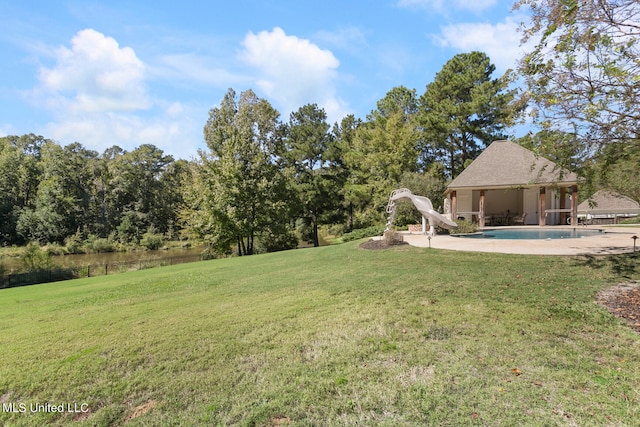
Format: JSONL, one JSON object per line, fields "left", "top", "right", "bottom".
{"left": 573, "top": 253, "right": 639, "bottom": 280}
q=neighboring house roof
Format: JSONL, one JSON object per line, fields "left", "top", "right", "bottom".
{"left": 578, "top": 190, "right": 640, "bottom": 213}
{"left": 446, "top": 140, "right": 580, "bottom": 191}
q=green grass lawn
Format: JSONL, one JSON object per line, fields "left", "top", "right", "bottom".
{"left": 1, "top": 241, "right": 639, "bottom": 426}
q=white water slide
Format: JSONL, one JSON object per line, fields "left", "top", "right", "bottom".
{"left": 385, "top": 188, "right": 457, "bottom": 236}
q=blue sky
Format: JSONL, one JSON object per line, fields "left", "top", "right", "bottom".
{"left": 0, "top": 0, "right": 532, "bottom": 159}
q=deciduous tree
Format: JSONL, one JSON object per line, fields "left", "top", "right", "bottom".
{"left": 197, "top": 88, "right": 295, "bottom": 256}
{"left": 516, "top": 0, "right": 640, "bottom": 148}
{"left": 343, "top": 87, "right": 420, "bottom": 227}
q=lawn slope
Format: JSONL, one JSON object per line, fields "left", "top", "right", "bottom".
{"left": 1, "top": 242, "right": 639, "bottom": 426}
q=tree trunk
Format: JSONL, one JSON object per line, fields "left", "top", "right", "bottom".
{"left": 312, "top": 215, "right": 319, "bottom": 247}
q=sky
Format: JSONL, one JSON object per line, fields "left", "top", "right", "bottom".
{"left": 0, "top": 0, "right": 533, "bottom": 159}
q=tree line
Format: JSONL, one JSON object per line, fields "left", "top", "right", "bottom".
{"left": 4, "top": 2, "right": 640, "bottom": 257}
{"left": 2, "top": 52, "right": 520, "bottom": 254}
{"left": 0, "top": 135, "right": 189, "bottom": 247}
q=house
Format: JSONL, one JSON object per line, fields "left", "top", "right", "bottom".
{"left": 577, "top": 190, "right": 640, "bottom": 224}
{"left": 445, "top": 140, "right": 581, "bottom": 226}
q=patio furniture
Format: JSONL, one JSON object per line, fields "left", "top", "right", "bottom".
{"left": 512, "top": 213, "right": 526, "bottom": 225}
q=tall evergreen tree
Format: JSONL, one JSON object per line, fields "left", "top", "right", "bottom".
{"left": 420, "top": 52, "right": 521, "bottom": 177}
{"left": 285, "top": 104, "right": 343, "bottom": 247}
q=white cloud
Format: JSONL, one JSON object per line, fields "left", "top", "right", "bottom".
{"left": 432, "top": 16, "right": 529, "bottom": 72}
{"left": 43, "top": 103, "right": 201, "bottom": 158}
{"left": 32, "top": 29, "right": 201, "bottom": 158}
{"left": 398, "top": 0, "right": 498, "bottom": 13}
{"left": 38, "top": 29, "right": 150, "bottom": 112}
{"left": 240, "top": 27, "right": 349, "bottom": 123}
{"left": 0, "top": 123, "right": 19, "bottom": 137}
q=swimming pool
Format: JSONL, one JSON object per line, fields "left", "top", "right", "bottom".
{"left": 454, "top": 228, "right": 605, "bottom": 240}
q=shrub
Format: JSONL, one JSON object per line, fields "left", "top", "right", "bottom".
{"left": 116, "top": 216, "right": 138, "bottom": 244}
{"left": 324, "top": 223, "right": 346, "bottom": 236}
{"left": 140, "top": 232, "right": 164, "bottom": 250}
{"left": 341, "top": 226, "right": 385, "bottom": 242}
{"left": 43, "top": 243, "right": 67, "bottom": 256}
{"left": 91, "top": 238, "right": 115, "bottom": 253}
{"left": 448, "top": 219, "right": 477, "bottom": 235}
{"left": 21, "top": 242, "right": 52, "bottom": 272}
{"left": 620, "top": 216, "right": 640, "bottom": 224}
{"left": 65, "top": 232, "right": 85, "bottom": 254}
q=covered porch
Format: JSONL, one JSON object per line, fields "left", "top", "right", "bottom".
{"left": 447, "top": 185, "right": 579, "bottom": 227}
{"left": 445, "top": 140, "right": 581, "bottom": 227}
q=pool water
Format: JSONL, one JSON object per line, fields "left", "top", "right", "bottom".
{"left": 455, "top": 228, "right": 604, "bottom": 240}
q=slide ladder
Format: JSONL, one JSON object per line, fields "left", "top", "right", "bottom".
{"left": 384, "top": 188, "right": 458, "bottom": 235}
{"left": 385, "top": 188, "right": 412, "bottom": 231}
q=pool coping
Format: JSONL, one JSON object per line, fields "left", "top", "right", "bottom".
{"left": 395, "top": 225, "right": 640, "bottom": 255}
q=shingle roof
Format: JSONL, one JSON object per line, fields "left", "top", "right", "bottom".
{"left": 578, "top": 190, "right": 640, "bottom": 212}
{"left": 447, "top": 140, "right": 579, "bottom": 190}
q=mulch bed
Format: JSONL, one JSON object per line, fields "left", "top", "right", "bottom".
{"left": 596, "top": 282, "right": 640, "bottom": 333}
{"left": 359, "top": 239, "right": 408, "bottom": 250}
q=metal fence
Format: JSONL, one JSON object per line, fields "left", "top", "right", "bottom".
{"left": 0, "top": 253, "right": 204, "bottom": 289}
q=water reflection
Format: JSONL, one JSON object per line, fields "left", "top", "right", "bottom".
{"left": 1, "top": 247, "right": 204, "bottom": 274}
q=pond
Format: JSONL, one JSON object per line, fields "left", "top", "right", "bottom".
{"left": 0, "top": 246, "right": 205, "bottom": 274}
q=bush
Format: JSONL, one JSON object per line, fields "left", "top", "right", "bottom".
{"left": 21, "top": 242, "right": 52, "bottom": 271}
{"left": 116, "top": 216, "right": 138, "bottom": 244}
{"left": 65, "top": 232, "right": 85, "bottom": 254}
{"left": 620, "top": 216, "right": 640, "bottom": 224}
{"left": 448, "top": 219, "right": 477, "bottom": 235}
{"left": 140, "top": 232, "right": 164, "bottom": 250}
{"left": 43, "top": 243, "right": 67, "bottom": 256}
{"left": 91, "top": 238, "right": 115, "bottom": 253}
{"left": 324, "top": 223, "right": 346, "bottom": 236}
{"left": 341, "top": 226, "right": 385, "bottom": 242}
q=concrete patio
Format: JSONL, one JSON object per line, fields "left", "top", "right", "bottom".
{"left": 396, "top": 226, "right": 640, "bottom": 256}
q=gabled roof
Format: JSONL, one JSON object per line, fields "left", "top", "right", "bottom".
{"left": 447, "top": 140, "right": 579, "bottom": 190}
{"left": 578, "top": 190, "right": 640, "bottom": 213}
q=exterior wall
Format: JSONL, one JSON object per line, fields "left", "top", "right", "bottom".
{"left": 523, "top": 188, "right": 539, "bottom": 225}
{"left": 455, "top": 189, "right": 474, "bottom": 221}
{"left": 485, "top": 189, "right": 520, "bottom": 215}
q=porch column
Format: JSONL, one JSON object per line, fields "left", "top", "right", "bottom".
{"left": 539, "top": 187, "right": 546, "bottom": 226}
{"left": 479, "top": 190, "right": 486, "bottom": 227}
{"left": 450, "top": 191, "right": 457, "bottom": 220}
{"left": 559, "top": 187, "right": 567, "bottom": 225}
{"left": 571, "top": 185, "right": 578, "bottom": 226}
